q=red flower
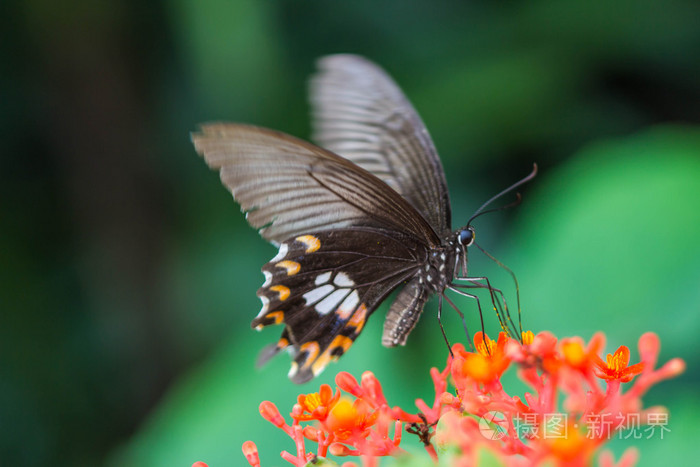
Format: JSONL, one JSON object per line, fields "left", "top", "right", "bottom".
{"left": 294, "top": 384, "right": 340, "bottom": 421}
{"left": 325, "top": 398, "right": 378, "bottom": 442}
{"left": 453, "top": 331, "right": 511, "bottom": 384}
{"left": 594, "top": 345, "right": 644, "bottom": 383}
{"left": 540, "top": 423, "right": 597, "bottom": 465}
{"left": 561, "top": 332, "right": 605, "bottom": 373}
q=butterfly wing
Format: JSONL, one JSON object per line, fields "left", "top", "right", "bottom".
{"left": 310, "top": 54, "right": 452, "bottom": 235}
{"left": 192, "top": 123, "right": 440, "bottom": 382}
{"left": 192, "top": 124, "right": 440, "bottom": 247}
{"left": 255, "top": 228, "right": 424, "bottom": 383}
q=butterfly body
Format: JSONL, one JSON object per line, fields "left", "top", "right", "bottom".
{"left": 193, "top": 55, "right": 489, "bottom": 383}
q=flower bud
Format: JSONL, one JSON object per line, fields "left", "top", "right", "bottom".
{"left": 638, "top": 332, "right": 660, "bottom": 366}
{"left": 241, "top": 441, "right": 260, "bottom": 467}
{"left": 329, "top": 442, "right": 355, "bottom": 456}
{"left": 259, "top": 401, "right": 286, "bottom": 428}
{"left": 336, "top": 371, "right": 363, "bottom": 397}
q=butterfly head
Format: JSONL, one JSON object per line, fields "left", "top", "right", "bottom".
{"left": 457, "top": 226, "right": 475, "bottom": 247}
{"left": 452, "top": 225, "right": 476, "bottom": 277}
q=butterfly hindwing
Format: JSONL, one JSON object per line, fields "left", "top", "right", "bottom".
{"left": 254, "top": 228, "right": 425, "bottom": 383}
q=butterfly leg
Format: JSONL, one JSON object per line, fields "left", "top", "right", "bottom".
{"left": 452, "top": 276, "right": 521, "bottom": 341}
{"left": 466, "top": 276, "right": 521, "bottom": 341}
{"left": 459, "top": 243, "right": 525, "bottom": 340}
{"left": 453, "top": 277, "right": 510, "bottom": 320}
{"left": 436, "top": 294, "right": 455, "bottom": 357}
{"left": 452, "top": 278, "right": 509, "bottom": 337}
{"left": 442, "top": 291, "right": 481, "bottom": 351}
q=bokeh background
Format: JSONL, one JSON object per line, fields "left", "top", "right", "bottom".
{"left": 2, "top": 0, "right": 699, "bottom": 465}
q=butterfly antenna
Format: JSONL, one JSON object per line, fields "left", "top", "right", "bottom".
{"left": 467, "top": 164, "right": 538, "bottom": 226}
{"left": 474, "top": 242, "right": 523, "bottom": 342}
{"left": 470, "top": 192, "right": 523, "bottom": 224}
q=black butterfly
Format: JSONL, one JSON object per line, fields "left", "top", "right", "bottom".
{"left": 192, "top": 55, "right": 533, "bottom": 383}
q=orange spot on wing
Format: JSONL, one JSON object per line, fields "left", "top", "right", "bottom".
{"left": 329, "top": 335, "right": 354, "bottom": 353}
{"left": 348, "top": 304, "right": 368, "bottom": 333}
{"left": 270, "top": 285, "right": 290, "bottom": 301}
{"left": 311, "top": 336, "right": 354, "bottom": 376}
{"left": 276, "top": 260, "right": 301, "bottom": 275}
{"left": 276, "top": 336, "right": 289, "bottom": 349}
{"left": 311, "top": 353, "right": 334, "bottom": 376}
{"left": 266, "top": 310, "right": 285, "bottom": 324}
{"left": 299, "top": 341, "right": 320, "bottom": 369}
{"left": 335, "top": 305, "right": 354, "bottom": 320}
{"left": 296, "top": 235, "right": 321, "bottom": 253}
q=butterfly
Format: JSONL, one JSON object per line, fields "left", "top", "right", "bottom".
{"left": 192, "top": 55, "right": 534, "bottom": 383}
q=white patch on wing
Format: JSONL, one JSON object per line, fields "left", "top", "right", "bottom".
{"left": 288, "top": 361, "right": 299, "bottom": 378}
{"left": 315, "top": 271, "right": 332, "bottom": 285}
{"left": 337, "top": 291, "right": 360, "bottom": 319}
{"left": 333, "top": 272, "right": 354, "bottom": 287}
{"left": 271, "top": 243, "right": 289, "bottom": 263}
{"left": 303, "top": 284, "right": 334, "bottom": 306}
{"left": 316, "top": 289, "right": 350, "bottom": 315}
{"left": 256, "top": 295, "right": 270, "bottom": 318}
{"left": 262, "top": 270, "right": 272, "bottom": 288}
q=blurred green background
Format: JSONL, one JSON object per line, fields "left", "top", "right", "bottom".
{"left": 2, "top": 0, "right": 699, "bottom": 465}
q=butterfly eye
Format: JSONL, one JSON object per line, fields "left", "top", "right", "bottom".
{"left": 458, "top": 227, "right": 475, "bottom": 246}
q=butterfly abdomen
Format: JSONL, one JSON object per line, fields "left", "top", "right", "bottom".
{"left": 382, "top": 277, "right": 428, "bottom": 346}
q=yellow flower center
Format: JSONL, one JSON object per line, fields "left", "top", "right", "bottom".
{"left": 303, "top": 392, "right": 321, "bottom": 411}
{"left": 606, "top": 346, "right": 630, "bottom": 372}
{"left": 464, "top": 354, "right": 492, "bottom": 381}
{"left": 549, "top": 425, "right": 588, "bottom": 461}
{"left": 326, "top": 398, "right": 377, "bottom": 440}
{"left": 563, "top": 342, "right": 585, "bottom": 367}
{"left": 476, "top": 337, "right": 496, "bottom": 357}
{"left": 328, "top": 398, "right": 357, "bottom": 427}
{"left": 522, "top": 330, "right": 534, "bottom": 345}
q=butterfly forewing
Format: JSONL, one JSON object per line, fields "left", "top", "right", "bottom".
{"left": 255, "top": 228, "right": 426, "bottom": 383}
{"left": 311, "top": 54, "right": 452, "bottom": 235}
{"left": 192, "top": 124, "right": 440, "bottom": 247}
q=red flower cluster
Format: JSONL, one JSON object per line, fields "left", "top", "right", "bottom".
{"left": 251, "top": 372, "right": 405, "bottom": 466}
{"left": 193, "top": 331, "right": 683, "bottom": 467}
{"left": 441, "top": 331, "right": 684, "bottom": 466}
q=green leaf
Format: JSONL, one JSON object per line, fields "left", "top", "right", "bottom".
{"left": 508, "top": 126, "right": 700, "bottom": 360}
